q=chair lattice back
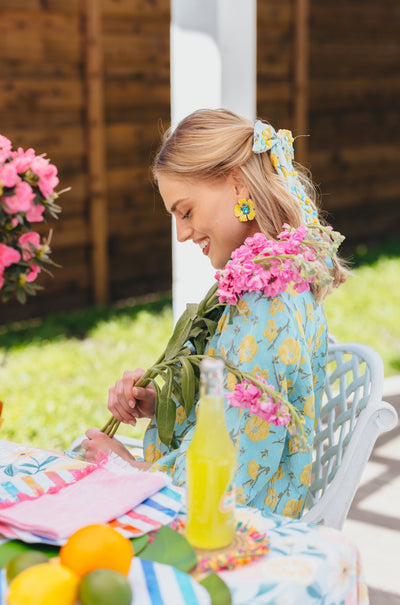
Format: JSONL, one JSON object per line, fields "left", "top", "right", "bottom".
{"left": 308, "top": 343, "right": 381, "bottom": 507}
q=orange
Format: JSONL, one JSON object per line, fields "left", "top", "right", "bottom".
{"left": 59, "top": 524, "right": 133, "bottom": 577}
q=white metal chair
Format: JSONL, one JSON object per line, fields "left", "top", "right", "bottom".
{"left": 302, "top": 341, "right": 398, "bottom": 529}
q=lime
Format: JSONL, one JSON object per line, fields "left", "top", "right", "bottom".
{"left": 79, "top": 568, "right": 133, "bottom": 605}
{"left": 7, "top": 562, "right": 79, "bottom": 605}
{"left": 6, "top": 551, "right": 49, "bottom": 583}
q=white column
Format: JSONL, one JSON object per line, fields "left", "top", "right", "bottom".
{"left": 170, "top": 0, "right": 257, "bottom": 322}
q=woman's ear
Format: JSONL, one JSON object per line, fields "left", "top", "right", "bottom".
{"left": 230, "top": 169, "right": 249, "bottom": 198}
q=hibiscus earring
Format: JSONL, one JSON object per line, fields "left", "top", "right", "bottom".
{"left": 234, "top": 198, "right": 256, "bottom": 222}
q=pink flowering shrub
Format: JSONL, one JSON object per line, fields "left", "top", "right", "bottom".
{"left": 0, "top": 134, "right": 66, "bottom": 303}
{"left": 215, "top": 224, "right": 344, "bottom": 305}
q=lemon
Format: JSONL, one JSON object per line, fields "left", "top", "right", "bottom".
{"left": 6, "top": 551, "right": 49, "bottom": 583}
{"left": 79, "top": 568, "right": 133, "bottom": 605}
{"left": 7, "top": 562, "right": 80, "bottom": 605}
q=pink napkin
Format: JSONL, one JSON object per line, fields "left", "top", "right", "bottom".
{"left": 0, "top": 457, "right": 167, "bottom": 540}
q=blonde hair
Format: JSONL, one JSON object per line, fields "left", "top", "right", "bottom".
{"left": 153, "top": 108, "right": 347, "bottom": 300}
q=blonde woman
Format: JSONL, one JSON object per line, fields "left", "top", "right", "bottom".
{"left": 83, "top": 109, "right": 346, "bottom": 519}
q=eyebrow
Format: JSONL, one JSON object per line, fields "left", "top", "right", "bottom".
{"left": 170, "top": 198, "right": 189, "bottom": 214}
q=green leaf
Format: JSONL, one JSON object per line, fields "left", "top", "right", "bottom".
{"left": 180, "top": 356, "right": 196, "bottom": 417}
{"left": 0, "top": 541, "right": 59, "bottom": 568}
{"left": 139, "top": 526, "right": 197, "bottom": 573}
{"left": 157, "top": 369, "right": 176, "bottom": 446}
{"left": 200, "top": 573, "right": 232, "bottom": 605}
{"left": 130, "top": 535, "right": 149, "bottom": 555}
{"left": 186, "top": 303, "right": 199, "bottom": 320}
{"left": 164, "top": 310, "right": 192, "bottom": 361}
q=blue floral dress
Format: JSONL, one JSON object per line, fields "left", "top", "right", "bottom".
{"left": 143, "top": 284, "right": 328, "bottom": 519}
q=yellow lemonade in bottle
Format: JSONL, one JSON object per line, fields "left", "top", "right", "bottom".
{"left": 186, "top": 358, "right": 236, "bottom": 549}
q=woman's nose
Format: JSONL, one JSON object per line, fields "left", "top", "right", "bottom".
{"left": 175, "top": 219, "right": 193, "bottom": 242}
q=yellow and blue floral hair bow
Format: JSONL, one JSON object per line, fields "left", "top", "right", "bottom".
{"left": 253, "top": 120, "right": 319, "bottom": 225}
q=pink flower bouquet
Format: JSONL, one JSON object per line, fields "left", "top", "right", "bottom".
{"left": 0, "top": 134, "right": 67, "bottom": 303}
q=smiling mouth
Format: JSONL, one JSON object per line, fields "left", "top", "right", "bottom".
{"left": 199, "top": 238, "right": 210, "bottom": 251}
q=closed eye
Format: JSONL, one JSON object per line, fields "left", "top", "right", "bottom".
{"left": 182, "top": 209, "right": 191, "bottom": 220}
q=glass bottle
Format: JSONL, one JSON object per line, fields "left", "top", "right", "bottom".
{"left": 186, "top": 358, "right": 236, "bottom": 549}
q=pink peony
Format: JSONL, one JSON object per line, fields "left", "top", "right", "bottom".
{"left": 0, "top": 243, "right": 21, "bottom": 269}
{"left": 18, "top": 232, "right": 41, "bottom": 261}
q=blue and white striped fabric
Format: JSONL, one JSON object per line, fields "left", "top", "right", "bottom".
{"left": 0, "top": 484, "right": 184, "bottom": 546}
{"left": 0, "top": 559, "right": 210, "bottom": 605}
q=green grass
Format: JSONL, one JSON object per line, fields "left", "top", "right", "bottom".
{"left": 0, "top": 295, "right": 173, "bottom": 452}
{"left": 0, "top": 246, "right": 399, "bottom": 451}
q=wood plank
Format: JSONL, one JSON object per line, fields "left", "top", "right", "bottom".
{"left": 1, "top": 79, "right": 84, "bottom": 112}
{"left": 310, "top": 77, "right": 400, "bottom": 110}
{"left": 293, "top": 0, "right": 309, "bottom": 162}
{"left": 101, "top": 0, "right": 169, "bottom": 18}
{"left": 0, "top": 11, "right": 82, "bottom": 63}
{"left": 85, "top": 0, "right": 109, "bottom": 305}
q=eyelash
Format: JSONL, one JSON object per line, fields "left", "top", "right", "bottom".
{"left": 182, "top": 210, "right": 191, "bottom": 220}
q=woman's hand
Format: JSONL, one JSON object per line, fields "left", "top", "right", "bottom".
{"left": 81, "top": 428, "right": 151, "bottom": 470}
{"left": 108, "top": 368, "right": 156, "bottom": 426}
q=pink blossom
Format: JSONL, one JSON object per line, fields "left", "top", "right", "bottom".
{"left": 0, "top": 135, "right": 12, "bottom": 152}
{"left": 25, "top": 263, "right": 41, "bottom": 283}
{"left": 18, "top": 232, "right": 41, "bottom": 261}
{"left": 26, "top": 202, "right": 45, "bottom": 223}
{"left": 216, "top": 226, "right": 323, "bottom": 305}
{"left": 0, "top": 162, "right": 19, "bottom": 188}
{"left": 2, "top": 181, "right": 34, "bottom": 214}
{"left": 30, "top": 155, "right": 59, "bottom": 199}
{"left": 10, "top": 147, "right": 36, "bottom": 174}
{"left": 227, "top": 376, "right": 291, "bottom": 427}
{"left": 0, "top": 243, "right": 21, "bottom": 269}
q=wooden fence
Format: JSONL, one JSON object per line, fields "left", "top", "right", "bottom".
{"left": 257, "top": 0, "right": 400, "bottom": 253}
{"left": 1, "top": 0, "right": 399, "bottom": 323}
{"left": 0, "top": 0, "right": 171, "bottom": 323}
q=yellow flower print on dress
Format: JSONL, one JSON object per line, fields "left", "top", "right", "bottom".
{"left": 263, "top": 319, "right": 277, "bottom": 343}
{"left": 306, "top": 303, "right": 314, "bottom": 322}
{"left": 252, "top": 365, "right": 269, "bottom": 380}
{"left": 303, "top": 395, "right": 315, "bottom": 418}
{"left": 244, "top": 415, "right": 270, "bottom": 441}
{"left": 206, "top": 347, "right": 216, "bottom": 357}
{"left": 235, "top": 486, "right": 246, "bottom": 504}
{"left": 176, "top": 406, "right": 186, "bottom": 425}
{"left": 269, "top": 298, "right": 285, "bottom": 315}
{"left": 269, "top": 465, "right": 285, "bottom": 485}
{"left": 282, "top": 498, "right": 304, "bottom": 518}
{"left": 144, "top": 443, "right": 162, "bottom": 464}
{"left": 313, "top": 322, "right": 324, "bottom": 353}
{"left": 264, "top": 486, "right": 279, "bottom": 509}
{"left": 280, "top": 378, "right": 293, "bottom": 395}
{"left": 295, "top": 309, "right": 305, "bottom": 336}
{"left": 278, "top": 337, "right": 301, "bottom": 365}
{"left": 238, "top": 334, "right": 258, "bottom": 362}
{"left": 217, "top": 314, "right": 228, "bottom": 333}
{"left": 248, "top": 459, "right": 260, "bottom": 480}
{"left": 226, "top": 372, "right": 237, "bottom": 391}
{"left": 237, "top": 299, "right": 251, "bottom": 319}
{"left": 300, "top": 463, "right": 312, "bottom": 487}
{"left": 219, "top": 345, "right": 227, "bottom": 359}
{"left": 150, "top": 463, "right": 169, "bottom": 474}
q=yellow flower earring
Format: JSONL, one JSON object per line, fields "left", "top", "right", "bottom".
{"left": 234, "top": 198, "right": 256, "bottom": 222}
